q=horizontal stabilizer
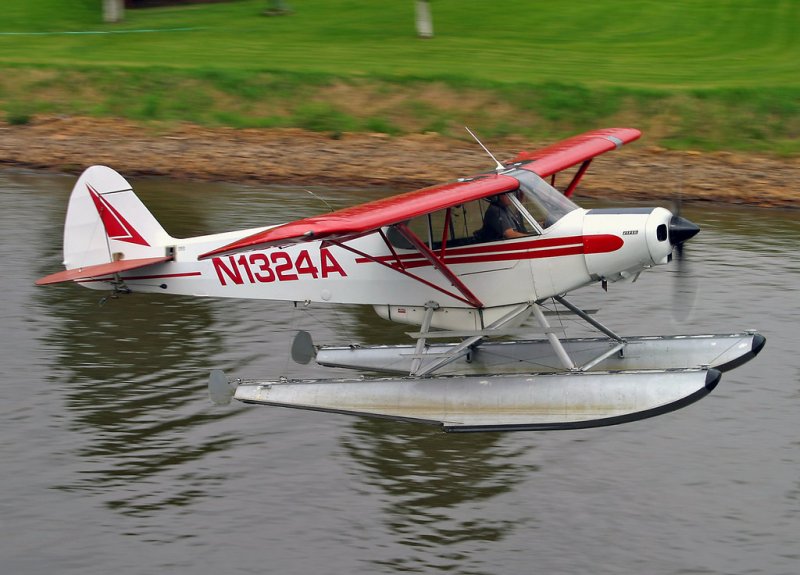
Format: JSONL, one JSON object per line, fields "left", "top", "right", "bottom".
{"left": 35, "top": 255, "right": 172, "bottom": 286}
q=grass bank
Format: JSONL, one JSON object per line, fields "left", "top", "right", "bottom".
{"left": 1, "top": 0, "right": 799, "bottom": 153}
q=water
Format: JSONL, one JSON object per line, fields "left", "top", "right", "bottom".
{"left": 1, "top": 169, "right": 798, "bottom": 575}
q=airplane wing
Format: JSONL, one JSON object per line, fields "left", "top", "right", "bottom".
{"left": 200, "top": 127, "right": 641, "bottom": 260}
{"left": 509, "top": 127, "right": 641, "bottom": 177}
{"left": 200, "top": 174, "right": 521, "bottom": 259}
{"left": 35, "top": 256, "right": 173, "bottom": 285}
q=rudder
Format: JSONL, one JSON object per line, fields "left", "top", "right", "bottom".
{"left": 63, "top": 166, "right": 172, "bottom": 271}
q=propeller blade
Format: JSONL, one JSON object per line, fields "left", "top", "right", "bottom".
{"left": 668, "top": 209, "right": 699, "bottom": 322}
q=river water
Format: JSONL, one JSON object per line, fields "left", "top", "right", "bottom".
{"left": 1, "top": 169, "right": 798, "bottom": 575}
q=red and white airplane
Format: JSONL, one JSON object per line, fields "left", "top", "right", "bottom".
{"left": 38, "top": 128, "right": 764, "bottom": 431}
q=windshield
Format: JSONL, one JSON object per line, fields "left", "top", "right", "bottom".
{"left": 514, "top": 169, "right": 579, "bottom": 228}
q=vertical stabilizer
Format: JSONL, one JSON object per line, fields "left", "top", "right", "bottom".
{"left": 63, "top": 166, "right": 172, "bottom": 271}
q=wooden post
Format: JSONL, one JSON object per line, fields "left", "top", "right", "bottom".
{"left": 103, "top": 0, "right": 124, "bottom": 23}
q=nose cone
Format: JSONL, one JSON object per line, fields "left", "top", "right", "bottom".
{"left": 669, "top": 215, "right": 700, "bottom": 247}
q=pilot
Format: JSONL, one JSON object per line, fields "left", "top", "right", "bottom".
{"left": 477, "top": 191, "right": 528, "bottom": 241}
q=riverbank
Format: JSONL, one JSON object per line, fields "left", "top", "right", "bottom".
{"left": 2, "top": 115, "right": 798, "bottom": 208}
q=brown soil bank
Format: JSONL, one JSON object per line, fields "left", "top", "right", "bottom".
{"left": 2, "top": 115, "right": 799, "bottom": 209}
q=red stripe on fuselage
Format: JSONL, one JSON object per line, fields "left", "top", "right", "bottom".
{"left": 583, "top": 234, "right": 624, "bottom": 254}
{"left": 356, "top": 234, "right": 622, "bottom": 268}
{"left": 402, "top": 245, "right": 585, "bottom": 269}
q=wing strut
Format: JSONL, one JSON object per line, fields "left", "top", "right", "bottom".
{"left": 563, "top": 160, "right": 592, "bottom": 197}
{"left": 393, "top": 223, "right": 484, "bottom": 308}
{"left": 328, "top": 236, "right": 480, "bottom": 308}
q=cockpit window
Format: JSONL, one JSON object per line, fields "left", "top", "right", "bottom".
{"left": 474, "top": 172, "right": 579, "bottom": 241}
{"left": 385, "top": 170, "right": 579, "bottom": 250}
{"left": 385, "top": 201, "right": 489, "bottom": 250}
{"left": 515, "top": 170, "right": 580, "bottom": 227}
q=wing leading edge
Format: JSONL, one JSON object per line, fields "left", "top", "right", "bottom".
{"left": 199, "top": 127, "right": 641, "bottom": 260}
{"left": 510, "top": 127, "right": 641, "bottom": 178}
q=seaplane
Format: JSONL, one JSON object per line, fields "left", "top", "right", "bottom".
{"left": 37, "top": 127, "right": 765, "bottom": 432}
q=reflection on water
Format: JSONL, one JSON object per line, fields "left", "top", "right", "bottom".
{"left": 3, "top": 170, "right": 800, "bottom": 574}
{"left": 43, "top": 292, "right": 235, "bottom": 516}
{"left": 342, "top": 420, "right": 537, "bottom": 572}
{"left": 20, "top": 173, "right": 385, "bottom": 526}
{"left": 22, "top": 171, "right": 230, "bottom": 516}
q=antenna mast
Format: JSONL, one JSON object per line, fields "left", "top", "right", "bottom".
{"left": 305, "top": 189, "right": 334, "bottom": 213}
{"left": 465, "top": 127, "right": 505, "bottom": 171}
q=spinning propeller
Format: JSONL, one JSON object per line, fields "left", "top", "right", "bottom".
{"left": 669, "top": 199, "right": 700, "bottom": 321}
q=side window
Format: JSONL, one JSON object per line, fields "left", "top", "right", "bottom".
{"left": 449, "top": 202, "right": 487, "bottom": 245}
{"left": 386, "top": 202, "right": 489, "bottom": 251}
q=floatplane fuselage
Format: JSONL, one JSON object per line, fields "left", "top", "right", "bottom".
{"left": 37, "top": 128, "right": 765, "bottom": 431}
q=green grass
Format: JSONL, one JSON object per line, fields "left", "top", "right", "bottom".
{"left": 1, "top": 0, "right": 799, "bottom": 152}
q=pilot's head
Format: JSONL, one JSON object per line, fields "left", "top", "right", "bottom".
{"left": 490, "top": 192, "right": 517, "bottom": 206}
{"left": 494, "top": 192, "right": 514, "bottom": 206}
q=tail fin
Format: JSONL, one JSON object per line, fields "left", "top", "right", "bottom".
{"left": 63, "top": 166, "right": 172, "bottom": 271}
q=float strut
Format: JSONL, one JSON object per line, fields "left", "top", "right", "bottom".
{"left": 579, "top": 342, "right": 627, "bottom": 371}
{"left": 414, "top": 303, "right": 533, "bottom": 377}
{"left": 554, "top": 295, "right": 625, "bottom": 343}
{"left": 532, "top": 303, "right": 575, "bottom": 370}
{"left": 410, "top": 302, "right": 439, "bottom": 375}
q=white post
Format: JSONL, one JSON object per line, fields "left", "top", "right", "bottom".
{"left": 415, "top": 0, "right": 433, "bottom": 38}
{"left": 103, "top": 0, "right": 124, "bottom": 23}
